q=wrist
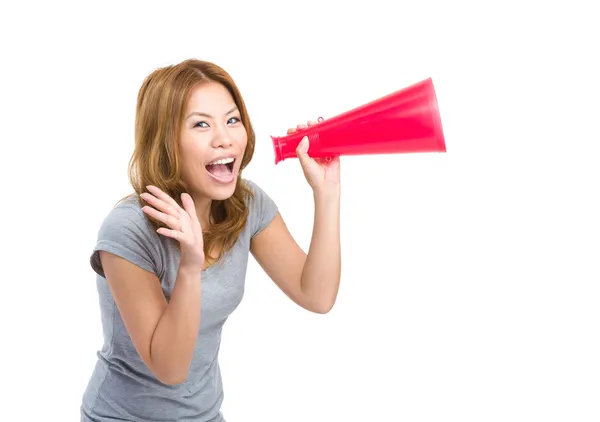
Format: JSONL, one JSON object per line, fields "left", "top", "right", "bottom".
{"left": 313, "top": 184, "right": 340, "bottom": 202}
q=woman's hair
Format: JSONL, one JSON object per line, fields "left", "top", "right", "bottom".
{"left": 127, "top": 58, "right": 255, "bottom": 263}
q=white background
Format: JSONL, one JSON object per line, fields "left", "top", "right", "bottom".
{"left": 1, "top": 1, "right": 599, "bottom": 421}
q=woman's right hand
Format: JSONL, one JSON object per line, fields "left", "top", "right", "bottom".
{"left": 141, "top": 186, "right": 205, "bottom": 273}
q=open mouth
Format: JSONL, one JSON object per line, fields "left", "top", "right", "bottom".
{"left": 205, "top": 157, "right": 235, "bottom": 180}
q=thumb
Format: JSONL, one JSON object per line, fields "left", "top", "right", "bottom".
{"left": 296, "top": 136, "right": 312, "bottom": 168}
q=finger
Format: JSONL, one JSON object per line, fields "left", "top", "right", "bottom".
{"left": 296, "top": 123, "right": 307, "bottom": 130}
{"left": 295, "top": 136, "right": 313, "bottom": 169}
{"left": 156, "top": 227, "right": 183, "bottom": 240}
{"left": 307, "top": 120, "right": 318, "bottom": 126}
{"left": 141, "top": 192, "right": 179, "bottom": 217}
{"left": 142, "top": 205, "right": 182, "bottom": 231}
{"left": 145, "top": 185, "right": 182, "bottom": 211}
{"left": 181, "top": 193, "right": 202, "bottom": 228}
{"left": 287, "top": 128, "right": 296, "bottom": 134}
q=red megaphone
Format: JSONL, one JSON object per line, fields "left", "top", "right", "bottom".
{"left": 271, "top": 77, "right": 447, "bottom": 164}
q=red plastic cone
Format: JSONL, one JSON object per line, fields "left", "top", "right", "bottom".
{"left": 271, "top": 77, "right": 446, "bottom": 164}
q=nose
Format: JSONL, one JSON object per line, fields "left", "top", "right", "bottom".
{"left": 211, "top": 126, "right": 233, "bottom": 149}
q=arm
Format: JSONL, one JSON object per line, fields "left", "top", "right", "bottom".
{"left": 101, "top": 252, "right": 202, "bottom": 385}
{"left": 251, "top": 188, "right": 341, "bottom": 314}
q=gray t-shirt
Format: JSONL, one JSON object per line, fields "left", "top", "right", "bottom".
{"left": 81, "top": 179, "right": 278, "bottom": 422}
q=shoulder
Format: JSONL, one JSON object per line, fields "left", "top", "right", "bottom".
{"left": 91, "top": 194, "right": 162, "bottom": 277}
{"left": 242, "top": 178, "right": 269, "bottom": 200}
{"left": 241, "top": 178, "right": 279, "bottom": 238}
{"left": 97, "top": 195, "right": 155, "bottom": 237}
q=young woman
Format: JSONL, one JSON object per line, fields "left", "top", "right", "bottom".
{"left": 80, "top": 59, "right": 341, "bottom": 422}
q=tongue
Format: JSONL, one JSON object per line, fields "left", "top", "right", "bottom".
{"left": 207, "top": 164, "right": 231, "bottom": 179}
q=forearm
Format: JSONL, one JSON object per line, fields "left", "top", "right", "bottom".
{"left": 300, "top": 188, "right": 341, "bottom": 313}
{"left": 150, "top": 267, "right": 202, "bottom": 384}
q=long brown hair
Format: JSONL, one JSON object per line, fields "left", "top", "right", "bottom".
{"left": 127, "top": 59, "right": 255, "bottom": 263}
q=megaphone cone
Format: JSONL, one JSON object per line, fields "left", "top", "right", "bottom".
{"left": 271, "top": 78, "right": 446, "bottom": 164}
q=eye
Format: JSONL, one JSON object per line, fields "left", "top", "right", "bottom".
{"left": 194, "top": 121, "right": 209, "bottom": 128}
{"left": 228, "top": 116, "right": 241, "bottom": 125}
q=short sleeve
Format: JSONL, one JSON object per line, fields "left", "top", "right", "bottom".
{"left": 244, "top": 179, "right": 279, "bottom": 238}
{"left": 90, "top": 198, "right": 162, "bottom": 278}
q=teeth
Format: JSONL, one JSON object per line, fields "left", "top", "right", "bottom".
{"left": 207, "top": 157, "right": 234, "bottom": 166}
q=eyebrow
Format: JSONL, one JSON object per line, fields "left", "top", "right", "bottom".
{"left": 186, "top": 106, "right": 239, "bottom": 120}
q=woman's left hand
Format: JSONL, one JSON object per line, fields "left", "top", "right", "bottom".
{"left": 288, "top": 120, "right": 340, "bottom": 194}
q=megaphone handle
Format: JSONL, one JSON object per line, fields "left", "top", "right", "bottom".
{"left": 297, "top": 116, "right": 324, "bottom": 130}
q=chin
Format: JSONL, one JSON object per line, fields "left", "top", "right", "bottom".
{"left": 206, "top": 180, "right": 238, "bottom": 201}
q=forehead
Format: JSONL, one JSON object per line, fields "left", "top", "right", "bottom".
{"left": 185, "top": 82, "right": 236, "bottom": 112}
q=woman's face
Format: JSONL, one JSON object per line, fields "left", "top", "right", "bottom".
{"left": 179, "top": 82, "right": 248, "bottom": 201}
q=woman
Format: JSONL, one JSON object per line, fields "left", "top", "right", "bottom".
{"left": 80, "top": 59, "right": 341, "bottom": 422}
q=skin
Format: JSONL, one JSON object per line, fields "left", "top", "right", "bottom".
{"left": 99, "top": 82, "right": 341, "bottom": 385}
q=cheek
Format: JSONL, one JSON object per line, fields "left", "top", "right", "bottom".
{"left": 180, "top": 132, "right": 208, "bottom": 159}
{"left": 179, "top": 137, "right": 207, "bottom": 179}
{"left": 235, "top": 128, "right": 248, "bottom": 149}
